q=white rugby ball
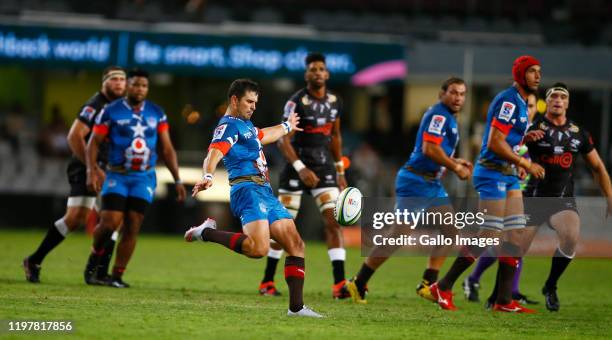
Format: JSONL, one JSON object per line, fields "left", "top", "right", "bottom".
{"left": 334, "top": 187, "right": 362, "bottom": 226}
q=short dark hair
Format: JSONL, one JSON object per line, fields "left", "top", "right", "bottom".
{"left": 441, "top": 77, "right": 466, "bottom": 92}
{"left": 551, "top": 82, "right": 568, "bottom": 91}
{"left": 305, "top": 52, "right": 326, "bottom": 67}
{"left": 127, "top": 68, "right": 149, "bottom": 80}
{"left": 227, "top": 79, "right": 259, "bottom": 100}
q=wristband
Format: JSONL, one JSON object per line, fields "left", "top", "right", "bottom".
{"left": 175, "top": 179, "right": 183, "bottom": 185}
{"left": 334, "top": 160, "right": 345, "bottom": 175}
{"left": 203, "top": 173, "right": 214, "bottom": 181}
{"left": 292, "top": 160, "right": 306, "bottom": 172}
{"left": 281, "top": 121, "right": 291, "bottom": 135}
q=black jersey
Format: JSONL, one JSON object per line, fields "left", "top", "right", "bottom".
{"left": 283, "top": 88, "right": 342, "bottom": 150}
{"left": 525, "top": 114, "right": 594, "bottom": 197}
{"left": 67, "top": 92, "right": 111, "bottom": 169}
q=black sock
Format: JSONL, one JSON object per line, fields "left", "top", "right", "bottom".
{"left": 332, "top": 260, "right": 345, "bottom": 284}
{"left": 496, "top": 242, "right": 522, "bottom": 305}
{"left": 488, "top": 265, "right": 501, "bottom": 304}
{"left": 437, "top": 246, "right": 484, "bottom": 291}
{"left": 262, "top": 257, "right": 280, "bottom": 283}
{"left": 355, "top": 263, "right": 375, "bottom": 297}
{"left": 97, "top": 239, "right": 116, "bottom": 278}
{"left": 29, "top": 222, "right": 66, "bottom": 265}
{"left": 284, "top": 256, "right": 305, "bottom": 312}
{"left": 112, "top": 266, "right": 125, "bottom": 280}
{"left": 202, "top": 229, "right": 247, "bottom": 254}
{"left": 545, "top": 248, "right": 573, "bottom": 290}
{"left": 422, "top": 268, "right": 439, "bottom": 283}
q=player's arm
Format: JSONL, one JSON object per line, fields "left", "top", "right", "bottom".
{"left": 260, "top": 112, "right": 303, "bottom": 145}
{"left": 584, "top": 149, "right": 612, "bottom": 216}
{"left": 67, "top": 119, "right": 91, "bottom": 164}
{"left": 329, "top": 118, "right": 347, "bottom": 190}
{"left": 157, "top": 129, "right": 186, "bottom": 202}
{"left": 488, "top": 119, "right": 545, "bottom": 179}
{"left": 192, "top": 148, "right": 224, "bottom": 197}
{"left": 422, "top": 141, "right": 471, "bottom": 180}
{"left": 85, "top": 131, "right": 106, "bottom": 193}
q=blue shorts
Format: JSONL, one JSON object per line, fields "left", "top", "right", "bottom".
{"left": 473, "top": 165, "right": 520, "bottom": 200}
{"left": 101, "top": 170, "right": 157, "bottom": 203}
{"left": 230, "top": 183, "right": 293, "bottom": 226}
{"left": 395, "top": 168, "right": 450, "bottom": 211}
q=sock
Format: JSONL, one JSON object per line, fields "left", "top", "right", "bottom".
{"left": 284, "top": 256, "right": 305, "bottom": 312}
{"left": 496, "top": 242, "right": 522, "bottom": 305}
{"left": 438, "top": 245, "right": 485, "bottom": 291}
{"left": 29, "top": 218, "right": 69, "bottom": 265}
{"left": 468, "top": 248, "right": 497, "bottom": 284}
{"left": 512, "top": 257, "right": 523, "bottom": 295}
{"left": 202, "top": 229, "right": 247, "bottom": 254}
{"left": 328, "top": 248, "right": 346, "bottom": 284}
{"left": 112, "top": 266, "right": 125, "bottom": 280}
{"left": 355, "top": 263, "right": 375, "bottom": 297}
{"left": 488, "top": 265, "right": 501, "bottom": 303}
{"left": 97, "top": 231, "right": 118, "bottom": 279}
{"left": 262, "top": 248, "right": 283, "bottom": 283}
{"left": 545, "top": 248, "right": 574, "bottom": 290}
{"left": 422, "top": 268, "right": 439, "bottom": 283}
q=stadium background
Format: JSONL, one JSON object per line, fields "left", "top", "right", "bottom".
{"left": 0, "top": 0, "right": 611, "bottom": 240}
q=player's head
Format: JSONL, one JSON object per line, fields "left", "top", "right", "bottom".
{"left": 126, "top": 68, "right": 149, "bottom": 104}
{"left": 227, "top": 78, "right": 259, "bottom": 120}
{"left": 527, "top": 93, "right": 537, "bottom": 121}
{"left": 304, "top": 52, "right": 329, "bottom": 89}
{"left": 512, "top": 55, "right": 541, "bottom": 93}
{"left": 101, "top": 66, "right": 126, "bottom": 100}
{"left": 545, "top": 82, "right": 569, "bottom": 117}
{"left": 439, "top": 77, "right": 467, "bottom": 113}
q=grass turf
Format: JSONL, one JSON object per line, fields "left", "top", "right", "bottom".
{"left": 1, "top": 229, "right": 611, "bottom": 339}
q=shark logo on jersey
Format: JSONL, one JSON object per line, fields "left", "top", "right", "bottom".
{"left": 499, "top": 102, "right": 515, "bottom": 122}
{"left": 428, "top": 115, "right": 446, "bottom": 134}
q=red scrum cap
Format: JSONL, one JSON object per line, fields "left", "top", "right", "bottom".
{"left": 512, "top": 55, "right": 540, "bottom": 87}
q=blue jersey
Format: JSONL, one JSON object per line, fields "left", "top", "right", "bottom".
{"left": 94, "top": 99, "right": 169, "bottom": 172}
{"left": 405, "top": 102, "right": 459, "bottom": 177}
{"left": 478, "top": 86, "right": 529, "bottom": 166}
{"left": 209, "top": 115, "right": 268, "bottom": 186}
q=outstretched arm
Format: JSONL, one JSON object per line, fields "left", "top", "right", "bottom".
{"left": 260, "top": 112, "right": 303, "bottom": 145}
{"left": 192, "top": 148, "right": 224, "bottom": 197}
{"left": 423, "top": 141, "right": 472, "bottom": 180}
{"left": 585, "top": 149, "right": 612, "bottom": 217}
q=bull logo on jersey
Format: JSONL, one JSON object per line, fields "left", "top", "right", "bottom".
{"left": 131, "top": 138, "right": 147, "bottom": 153}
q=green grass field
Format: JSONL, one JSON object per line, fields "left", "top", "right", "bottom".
{"left": 1, "top": 229, "right": 611, "bottom": 339}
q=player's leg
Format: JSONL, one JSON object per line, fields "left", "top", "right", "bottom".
{"left": 84, "top": 205, "right": 124, "bottom": 285}
{"left": 259, "top": 189, "right": 301, "bottom": 296}
{"left": 464, "top": 248, "right": 497, "bottom": 302}
{"left": 542, "top": 209, "right": 580, "bottom": 311}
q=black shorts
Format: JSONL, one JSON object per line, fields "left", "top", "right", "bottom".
{"left": 102, "top": 193, "right": 149, "bottom": 215}
{"left": 66, "top": 161, "right": 96, "bottom": 197}
{"left": 524, "top": 197, "right": 578, "bottom": 227}
{"left": 278, "top": 162, "right": 337, "bottom": 192}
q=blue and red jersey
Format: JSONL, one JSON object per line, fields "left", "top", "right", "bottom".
{"left": 93, "top": 99, "right": 169, "bottom": 172}
{"left": 209, "top": 115, "right": 269, "bottom": 186}
{"left": 404, "top": 102, "right": 459, "bottom": 177}
{"left": 478, "top": 86, "right": 529, "bottom": 166}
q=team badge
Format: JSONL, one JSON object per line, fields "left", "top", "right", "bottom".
{"left": 213, "top": 124, "right": 227, "bottom": 141}
{"left": 79, "top": 106, "right": 96, "bottom": 121}
{"left": 428, "top": 115, "right": 446, "bottom": 134}
{"left": 498, "top": 102, "right": 515, "bottom": 122}
{"left": 284, "top": 101, "right": 296, "bottom": 117}
{"left": 569, "top": 124, "right": 580, "bottom": 133}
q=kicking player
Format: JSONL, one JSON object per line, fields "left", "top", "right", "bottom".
{"left": 84, "top": 69, "right": 186, "bottom": 288}
{"left": 259, "top": 52, "right": 349, "bottom": 298}
{"left": 346, "top": 77, "right": 473, "bottom": 304}
{"left": 463, "top": 93, "right": 539, "bottom": 305}
{"left": 487, "top": 83, "right": 612, "bottom": 311}
{"left": 23, "top": 66, "right": 126, "bottom": 284}
{"left": 185, "top": 79, "right": 322, "bottom": 317}
{"left": 430, "top": 55, "right": 545, "bottom": 313}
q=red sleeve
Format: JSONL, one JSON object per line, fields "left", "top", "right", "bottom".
{"left": 422, "top": 132, "right": 443, "bottom": 145}
{"left": 257, "top": 128, "right": 264, "bottom": 140}
{"left": 208, "top": 141, "right": 232, "bottom": 155}
{"left": 157, "top": 121, "right": 169, "bottom": 133}
{"left": 93, "top": 124, "right": 109, "bottom": 136}
{"left": 491, "top": 117, "right": 511, "bottom": 135}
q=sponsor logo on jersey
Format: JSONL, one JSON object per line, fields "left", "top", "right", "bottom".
{"left": 317, "top": 118, "right": 327, "bottom": 126}
{"left": 131, "top": 137, "right": 147, "bottom": 153}
{"left": 540, "top": 152, "right": 573, "bottom": 168}
{"left": 117, "top": 119, "right": 131, "bottom": 125}
{"left": 213, "top": 124, "right": 227, "bottom": 141}
{"left": 554, "top": 146, "right": 564, "bottom": 154}
{"left": 569, "top": 124, "right": 579, "bottom": 133}
{"left": 428, "top": 115, "right": 446, "bottom": 134}
{"left": 499, "top": 102, "right": 515, "bottom": 122}
{"left": 244, "top": 131, "right": 253, "bottom": 139}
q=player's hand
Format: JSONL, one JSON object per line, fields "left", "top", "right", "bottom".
{"left": 454, "top": 158, "right": 474, "bottom": 172}
{"left": 517, "top": 166, "right": 528, "bottom": 180}
{"left": 286, "top": 112, "right": 303, "bottom": 132}
{"left": 86, "top": 167, "right": 105, "bottom": 193}
{"left": 527, "top": 162, "right": 545, "bottom": 179}
{"left": 192, "top": 178, "right": 213, "bottom": 197}
{"left": 453, "top": 163, "right": 472, "bottom": 180}
{"left": 175, "top": 183, "right": 186, "bottom": 202}
{"left": 298, "top": 167, "right": 320, "bottom": 188}
{"left": 337, "top": 173, "right": 348, "bottom": 191}
{"left": 523, "top": 130, "right": 545, "bottom": 143}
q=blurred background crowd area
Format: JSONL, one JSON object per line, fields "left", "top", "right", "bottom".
{"left": 0, "top": 0, "right": 611, "bottom": 234}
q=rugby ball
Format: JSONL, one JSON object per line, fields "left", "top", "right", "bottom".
{"left": 334, "top": 187, "right": 362, "bottom": 226}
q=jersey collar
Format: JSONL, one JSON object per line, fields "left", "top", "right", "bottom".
{"left": 122, "top": 99, "right": 146, "bottom": 113}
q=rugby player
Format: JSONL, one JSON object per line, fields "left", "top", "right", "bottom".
{"left": 258, "top": 52, "right": 350, "bottom": 298}
{"left": 430, "top": 56, "right": 545, "bottom": 313}
{"left": 345, "top": 77, "right": 473, "bottom": 303}
{"left": 185, "top": 79, "right": 322, "bottom": 317}
{"left": 84, "top": 69, "right": 186, "bottom": 288}
{"left": 23, "top": 67, "right": 126, "bottom": 284}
